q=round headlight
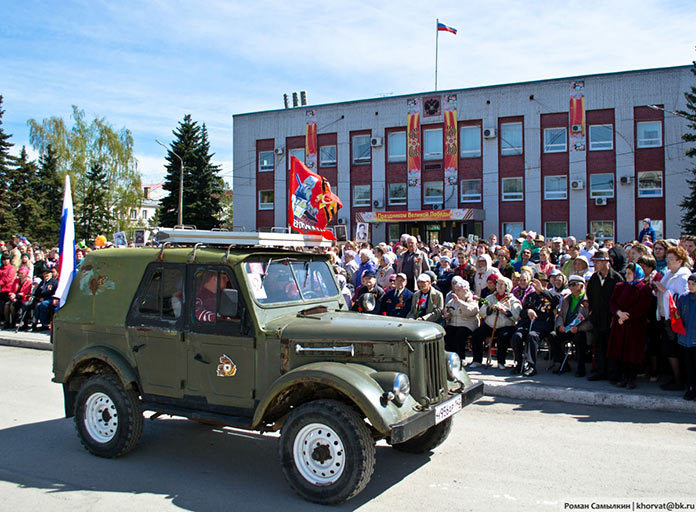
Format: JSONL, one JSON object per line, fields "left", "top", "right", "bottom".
{"left": 392, "top": 373, "right": 410, "bottom": 405}
{"left": 446, "top": 352, "right": 464, "bottom": 381}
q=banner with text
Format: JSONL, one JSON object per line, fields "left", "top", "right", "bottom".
{"left": 407, "top": 98, "right": 421, "bottom": 187}
{"left": 569, "top": 80, "right": 585, "bottom": 152}
{"left": 305, "top": 109, "right": 318, "bottom": 169}
{"left": 356, "top": 208, "right": 474, "bottom": 223}
{"left": 444, "top": 94, "right": 458, "bottom": 186}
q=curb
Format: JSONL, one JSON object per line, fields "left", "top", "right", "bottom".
{"left": 479, "top": 377, "right": 696, "bottom": 415}
{"left": 0, "top": 337, "right": 53, "bottom": 351}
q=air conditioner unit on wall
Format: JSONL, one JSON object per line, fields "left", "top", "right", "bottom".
{"left": 373, "top": 199, "right": 384, "bottom": 208}
{"left": 483, "top": 128, "right": 496, "bottom": 139}
{"left": 274, "top": 147, "right": 284, "bottom": 155}
{"left": 370, "top": 136, "right": 383, "bottom": 147}
{"left": 571, "top": 124, "right": 583, "bottom": 133}
{"left": 595, "top": 197, "right": 607, "bottom": 206}
{"left": 571, "top": 179, "right": 585, "bottom": 190}
{"left": 337, "top": 217, "right": 346, "bottom": 225}
{"left": 619, "top": 176, "right": 633, "bottom": 185}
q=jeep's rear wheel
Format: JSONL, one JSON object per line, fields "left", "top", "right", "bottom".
{"left": 74, "top": 374, "right": 143, "bottom": 458}
{"left": 391, "top": 417, "right": 453, "bottom": 453}
{"left": 279, "top": 399, "right": 375, "bottom": 505}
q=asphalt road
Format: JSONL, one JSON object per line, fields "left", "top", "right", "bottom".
{"left": 1, "top": 345, "right": 695, "bottom": 512}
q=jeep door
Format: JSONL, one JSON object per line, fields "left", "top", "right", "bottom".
{"left": 184, "top": 266, "right": 256, "bottom": 412}
{"left": 126, "top": 262, "right": 187, "bottom": 398}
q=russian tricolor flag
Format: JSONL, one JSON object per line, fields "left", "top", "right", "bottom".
{"left": 437, "top": 22, "right": 457, "bottom": 35}
{"left": 55, "top": 175, "right": 76, "bottom": 310}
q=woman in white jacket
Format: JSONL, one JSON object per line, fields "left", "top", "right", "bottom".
{"left": 473, "top": 254, "right": 502, "bottom": 297}
{"left": 653, "top": 246, "right": 692, "bottom": 391}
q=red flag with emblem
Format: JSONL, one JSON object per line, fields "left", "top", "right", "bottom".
{"left": 668, "top": 292, "right": 686, "bottom": 335}
{"left": 288, "top": 156, "right": 342, "bottom": 240}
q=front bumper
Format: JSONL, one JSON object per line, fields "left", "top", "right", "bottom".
{"left": 389, "top": 380, "right": 484, "bottom": 444}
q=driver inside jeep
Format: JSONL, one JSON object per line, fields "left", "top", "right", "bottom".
{"left": 195, "top": 271, "right": 232, "bottom": 322}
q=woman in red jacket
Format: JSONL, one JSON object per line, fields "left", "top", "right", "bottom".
{"left": 607, "top": 262, "right": 654, "bottom": 389}
{"left": 3, "top": 267, "right": 33, "bottom": 329}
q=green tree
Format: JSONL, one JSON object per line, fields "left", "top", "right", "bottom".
{"left": 0, "top": 95, "right": 20, "bottom": 240}
{"left": 13, "top": 147, "right": 43, "bottom": 241}
{"left": 76, "top": 162, "right": 112, "bottom": 241}
{"left": 27, "top": 106, "right": 141, "bottom": 234}
{"left": 34, "top": 144, "right": 63, "bottom": 246}
{"left": 680, "top": 61, "right": 696, "bottom": 234}
{"left": 158, "top": 116, "right": 223, "bottom": 229}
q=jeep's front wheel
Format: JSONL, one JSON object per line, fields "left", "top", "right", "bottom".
{"left": 74, "top": 374, "right": 143, "bottom": 458}
{"left": 279, "top": 399, "right": 376, "bottom": 505}
{"left": 391, "top": 417, "right": 453, "bottom": 453}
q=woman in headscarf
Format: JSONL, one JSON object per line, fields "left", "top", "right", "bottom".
{"left": 336, "top": 273, "right": 353, "bottom": 308}
{"left": 443, "top": 278, "right": 479, "bottom": 361}
{"left": 550, "top": 270, "right": 571, "bottom": 300}
{"left": 376, "top": 252, "right": 396, "bottom": 290}
{"left": 607, "top": 262, "right": 654, "bottom": 389}
{"left": 473, "top": 253, "right": 501, "bottom": 297}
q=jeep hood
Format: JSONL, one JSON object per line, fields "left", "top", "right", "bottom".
{"left": 263, "top": 311, "right": 444, "bottom": 342}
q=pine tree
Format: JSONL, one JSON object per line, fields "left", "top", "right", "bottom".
{"left": 35, "top": 144, "right": 63, "bottom": 246}
{"left": 76, "top": 162, "right": 112, "bottom": 241}
{"left": 13, "top": 147, "right": 43, "bottom": 241}
{"left": 158, "top": 116, "right": 223, "bottom": 229}
{"left": 679, "top": 60, "right": 696, "bottom": 234}
{"left": 0, "top": 95, "right": 20, "bottom": 241}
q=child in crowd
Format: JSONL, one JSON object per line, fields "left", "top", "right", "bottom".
{"left": 677, "top": 273, "right": 696, "bottom": 400}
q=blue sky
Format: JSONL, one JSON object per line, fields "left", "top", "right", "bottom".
{"left": 1, "top": 0, "right": 694, "bottom": 187}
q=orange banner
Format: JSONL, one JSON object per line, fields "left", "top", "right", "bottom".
{"left": 444, "top": 94, "right": 458, "bottom": 186}
{"left": 569, "top": 80, "right": 585, "bottom": 152}
{"left": 305, "top": 109, "right": 317, "bottom": 169}
{"left": 407, "top": 98, "right": 421, "bottom": 187}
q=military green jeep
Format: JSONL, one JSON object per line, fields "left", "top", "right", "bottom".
{"left": 52, "top": 229, "right": 483, "bottom": 505}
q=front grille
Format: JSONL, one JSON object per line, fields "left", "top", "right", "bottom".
{"left": 423, "top": 338, "right": 446, "bottom": 400}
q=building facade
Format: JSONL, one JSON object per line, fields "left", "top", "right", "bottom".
{"left": 233, "top": 65, "right": 693, "bottom": 244}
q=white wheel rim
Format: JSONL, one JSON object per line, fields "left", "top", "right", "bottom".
{"left": 293, "top": 423, "right": 346, "bottom": 485}
{"left": 84, "top": 392, "right": 118, "bottom": 443}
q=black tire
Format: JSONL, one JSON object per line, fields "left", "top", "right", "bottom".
{"left": 74, "top": 374, "right": 143, "bottom": 458}
{"left": 279, "top": 399, "right": 376, "bottom": 505}
{"left": 391, "top": 417, "right": 453, "bottom": 453}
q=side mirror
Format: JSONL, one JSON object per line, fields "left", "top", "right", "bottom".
{"left": 220, "top": 289, "right": 239, "bottom": 318}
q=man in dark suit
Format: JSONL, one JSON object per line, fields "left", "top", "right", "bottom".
{"left": 396, "top": 236, "right": 430, "bottom": 292}
{"left": 380, "top": 273, "right": 413, "bottom": 318}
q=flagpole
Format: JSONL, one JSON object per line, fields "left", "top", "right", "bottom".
{"left": 435, "top": 18, "right": 439, "bottom": 91}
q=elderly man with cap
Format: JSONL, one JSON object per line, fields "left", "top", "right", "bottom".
{"left": 585, "top": 248, "right": 624, "bottom": 380}
{"left": 407, "top": 273, "right": 444, "bottom": 323}
{"left": 639, "top": 218, "right": 657, "bottom": 244}
{"left": 396, "top": 236, "right": 430, "bottom": 292}
{"left": 549, "top": 237, "right": 566, "bottom": 266}
{"left": 550, "top": 274, "right": 593, "bottom": 375}
{"left": 351, "top": 270, "right": 384, "bottom": 314}
{"left": 380, "top": 273, "right": 413, "bottom": 318}
{"left": 510, "top": 272, "right": 561, "bottom": 376}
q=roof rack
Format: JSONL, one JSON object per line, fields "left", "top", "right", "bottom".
{"left": 154, "top": 228, "right": 332, "bottom": 248}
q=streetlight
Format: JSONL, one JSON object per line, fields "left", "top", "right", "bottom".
{"left": 155, "top": 139, "right": 184, "bottom": 226}
{"left": 648, "top": 104, "right": 690, "bottom": 120}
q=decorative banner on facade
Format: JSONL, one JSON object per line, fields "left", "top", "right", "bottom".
{"left": 356, "top": 208, "right": 474, "bottom": 223}
{"left": 443, "top": 94, "right": 458, "bottom": 186}
{"left": 305, "top": 109, "right": 318, "bottom": 169}
{"left": 407, "top": 98, "right": 421, "bottom": 187}
{"left": 289, "top": 156, "right": 342, "bottom": 240}
{"left": 569, "top": 80, "right": 586, "bottom": 152}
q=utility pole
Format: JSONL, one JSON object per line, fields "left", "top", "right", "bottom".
{"left": 156, "top": 139, "right": 184, "bottom": 226}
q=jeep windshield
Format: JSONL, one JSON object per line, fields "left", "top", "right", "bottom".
{"left": 243, "top": 258, "right": 339, "bottom": 305}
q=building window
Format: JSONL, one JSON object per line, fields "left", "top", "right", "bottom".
{"left": 544, "top": 221, "right": 568, "bottom": 238}
{"left": 352, "top": 135, "right": 371, "bottom": 164}
{"left": 142, "top": 210, "right": 148, "bottom": 220}
{"left": 130, "top": 210, "right": 137, "bottom": 220}
{"left": 319, "top": 145, "right": 337, "bottom": 167}
{"left": 590, "top": 220, "right": 615, "bottom": 242}
{"left": 588, "top": 124, "right": 613, "bottom": 151}
{"left": 388, "top": 183, "right": 407, "bottom": 206}
{"left": 423, "top": 128, "right": 443, "bottom": 161}
{"left": 637, "top": 171, "right": 663, "bottom": 197}
{"left": 460, "top": 125, "right": 481, "bottom": 158}
{"left": 589, "top": 173, "right": 614, "bottom": 199}
{"left": 259, "top": 151, "right": 274, "bottom": 172}
{"left": 387, "top": 131, "right": 406, "bottom": 162}
{"left": 637, "top": 121, "right": 662, "bottom": 148}
{"left": 423, "top": 181, "right": 444, "bottom": 204}
{"left": 544, "top": 175, "right": 568, "bottom": 200}
{"left": 388, "top": 224, "right": 401, "bottom": 243}
{"left": 460, "top": 179, "right": 482, "bottom": 202}
{"left": 502, "top": 222, "right": 524, "bottom": 239}
{"left": 500, "top": 122, "right": 523, "bottom": 156}
{"left": 288, "top": 148, "right": 305, "bottom": 169}
{"left": 501, "top": 177, "right": 523, "bottom": 201}
{"left": 543, "top": 127, "right": 567, "bottom": 153}
{"left": 353, "top": 184, "right": 371, "bottom": 207}
{"left": 259, "top": 190, "right": 274, "bottom": 210}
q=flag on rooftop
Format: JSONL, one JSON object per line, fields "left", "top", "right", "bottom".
{"left": 55, "top": 175, "right": 76, "bottom": 310}
{"left": 437, "top": 22, "right": 457, "bottom": 35}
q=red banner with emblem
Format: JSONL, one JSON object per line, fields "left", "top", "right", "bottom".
{"left": 569, "top": 80, "right": 585, "bottom": 152}
{"left": 407, "top": 98, "right": 421, "bottom": 187}
{"left": 305, "top": 109, "right": 318, "bottom": 169}
{"left": 444, "top": 94, "right": 458, "bottom": 186}
{"left": 289, "top": 156, "right": 342, "bottom": 240}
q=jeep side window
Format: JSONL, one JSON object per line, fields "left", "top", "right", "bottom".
{"left": 135, "top": 264, "right": 184, "bottom": 320}
{"left": 193, "top": 269, "right": 238, "bottom": 324}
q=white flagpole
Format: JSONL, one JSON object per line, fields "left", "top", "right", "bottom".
{"left": 435, "top": 18, "right": 439, "bottom": 91}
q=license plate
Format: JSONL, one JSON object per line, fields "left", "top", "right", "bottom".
{"left": 434, "top": 394, "right": 462, "bottom": 424}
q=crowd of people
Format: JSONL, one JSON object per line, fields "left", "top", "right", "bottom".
{"left": 328, "top": 219, "right": 696, "bottom": 402}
